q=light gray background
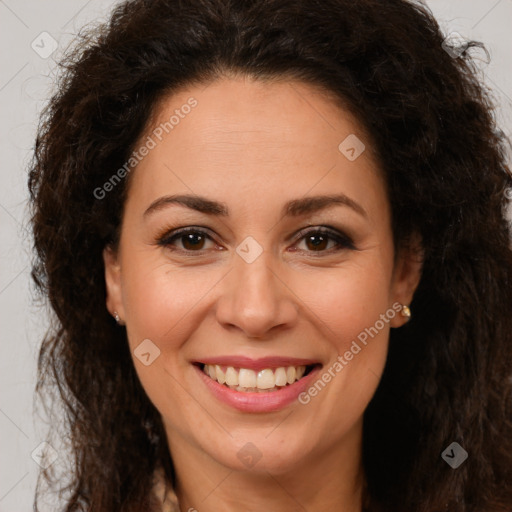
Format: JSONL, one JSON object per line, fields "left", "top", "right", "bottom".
{"left": 1, "top": 1, "right": 511, "bottom": 510}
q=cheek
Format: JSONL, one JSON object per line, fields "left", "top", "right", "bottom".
{"left": 292, "top": 259, "right": 393, "bottom": 426}
{"left": 121, "top": 254, "right": 220, "bottom": 350}
{"left": 296, "top": 259, "right": 393, "bottom": 352}
{"left": 119, "top": 259, "right": 218, "bottom": 421}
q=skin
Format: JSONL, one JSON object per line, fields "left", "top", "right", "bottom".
{"left": 104, "top": 75, "right": 422, "bottom": 512}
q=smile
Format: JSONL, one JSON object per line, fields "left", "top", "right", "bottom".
{"left": 202, "top": 363, "right": 312, "bottom": 392}
{"left": 193, "top": 356, "right": 322, "bottom": 412}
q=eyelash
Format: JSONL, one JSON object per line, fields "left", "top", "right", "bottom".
{"left": 156, "top": 225, "right": 356, "bottom": 255}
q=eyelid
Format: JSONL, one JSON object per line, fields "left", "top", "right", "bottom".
{"left": 157, "top": 226, "right": 219, "bottom": 249}
{"left": 157, "top": 224, "right": 356, "bottom": 253}
{"left": 291, "top": 225, "right": 356, "bottom": 251}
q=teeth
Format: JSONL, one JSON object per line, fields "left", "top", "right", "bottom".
{"left": 239, "top": 369, "right": 257, "bottom": 388}
{"left": 274, "top": 367, "right": 287, "bottom": 387}
{"left": 215, "top": 365, "right": 226, "bottom": 384}
{"left": 257, "top": 369, "right": 275, "bottom": 389}
{"left": 225, "top": 366, "right": 238, "bottom": 386}
{"left": 203, "top": 364, "right": 308, "bottom": 391}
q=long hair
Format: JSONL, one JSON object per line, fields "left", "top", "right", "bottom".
{"left": 28, "top": 0, "right": 512, "bottom": 510}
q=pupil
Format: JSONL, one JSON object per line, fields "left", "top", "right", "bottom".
{"left": 183, "top": 233, "right": 204, "bottom": 250}
{"left": 307, "top": 234, "right": 327, "bottom": 251}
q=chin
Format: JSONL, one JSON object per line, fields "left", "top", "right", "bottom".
{"left": 203, "top": 429, "right": 317, "bottom": 475}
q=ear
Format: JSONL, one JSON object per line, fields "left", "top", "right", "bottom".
{"left": 103, "top": 244, "right": 125, "bottom": 322}
{"left": 389, "top": 233, "right": 423, "bottom": 328}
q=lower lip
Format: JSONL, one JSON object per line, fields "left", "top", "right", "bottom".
{"left": 194, "top": 364, "right": 322, "bottom": 413}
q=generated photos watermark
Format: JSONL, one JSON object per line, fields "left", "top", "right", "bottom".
{"left": 298, "top": 302, "right": 403, "bottom": 404}
{"left": 93, "top": 97, "right": 198, "bottom": 200}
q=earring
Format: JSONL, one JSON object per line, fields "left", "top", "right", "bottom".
{"left": 113, "top": 311, "right": 120, "bottom": 324}
{"left": 401, "top": 304, "right": 411, "bottom": 319}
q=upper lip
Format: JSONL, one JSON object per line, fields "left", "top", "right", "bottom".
{"left": 194, "top": 355, "right": 321, "bottom": 371}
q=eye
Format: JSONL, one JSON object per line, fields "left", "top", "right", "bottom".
{"left": 157, "top": 225, "right": 356, "bottom": 255}
{"left": 158, "top": 227, "right": 217, "bottom": 252}
{"left": 292, "top": 226, "right": 356, "bottom": 254}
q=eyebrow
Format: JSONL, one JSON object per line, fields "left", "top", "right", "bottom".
{"left": 143, "top": 193, "right": 368, "bottom": 219}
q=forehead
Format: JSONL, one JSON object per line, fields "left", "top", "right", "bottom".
{"left": 125, "top": 77, "right": 386, "bottom": 217}
{"left": 147, "top": 76, "right": 372, "bottom": 158}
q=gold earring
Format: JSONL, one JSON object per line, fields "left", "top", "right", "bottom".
{"left": 401, "top": 304, "right": 411, "bottom": 319}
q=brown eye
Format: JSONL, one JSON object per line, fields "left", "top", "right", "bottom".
{"left": 158, "top": 228, "right": 216, "bottom": 252}
{"left": 294, "top": 227, "right": 356, "bottom": 253}
{"left": 180, "top": 232, "right": 207, "bottom": 250}
{"left": 158, "top": 225, "right": 355, "bottom": 255}
{"left": 304, "top": 233, "right": 331, "bottom": 251}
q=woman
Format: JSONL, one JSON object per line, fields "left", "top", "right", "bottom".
{"left": 28, "top": 0, "right": 512, "bottom": 510}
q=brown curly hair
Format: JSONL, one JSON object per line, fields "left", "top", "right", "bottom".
{"left": 28, "top": 0, "right": 512, "bottom": 510}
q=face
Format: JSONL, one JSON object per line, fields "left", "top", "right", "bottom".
{"left": 104, "top": 76, "right": 421, "bottom": 479}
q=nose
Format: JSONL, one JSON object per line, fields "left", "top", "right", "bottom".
{"left": 215, "top": 250, "right": 299, "bottom": 339}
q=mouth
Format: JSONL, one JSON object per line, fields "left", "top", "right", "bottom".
{"left": 192, "top": 356, "right": 322, "bottom": 412}
{"left": 198, "top": 363, "right": 318, "bottom": 393}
